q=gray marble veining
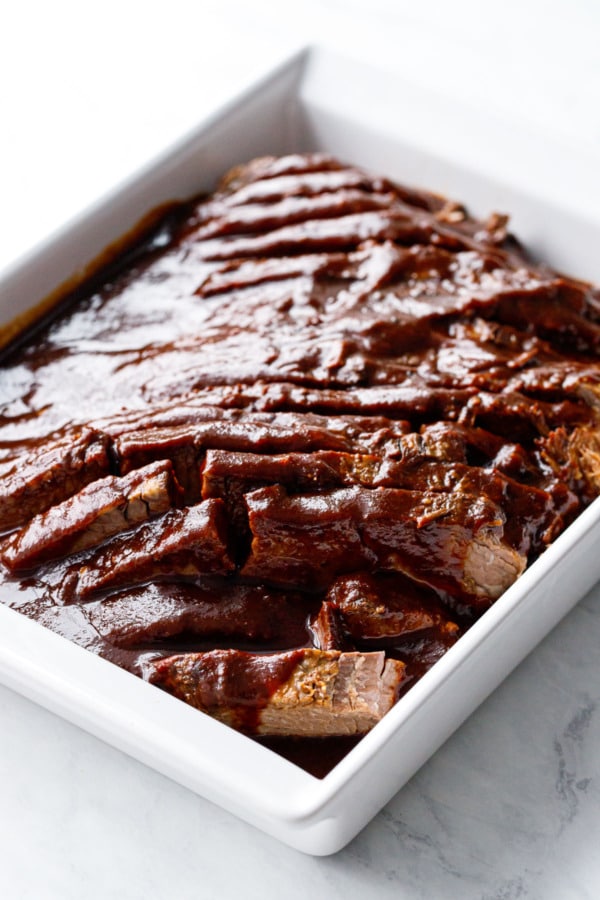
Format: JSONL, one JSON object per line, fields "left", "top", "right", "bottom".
{"left": 1, "top": 582, "right": 599, "bottom": 899}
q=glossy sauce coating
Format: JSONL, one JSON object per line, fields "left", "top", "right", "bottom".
{"left": 1, "top": 153, "right": 600, "bottom": 775}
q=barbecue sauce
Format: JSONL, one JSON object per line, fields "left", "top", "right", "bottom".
{"left": 1, "top": 153, "right": 600, "bottom": 777}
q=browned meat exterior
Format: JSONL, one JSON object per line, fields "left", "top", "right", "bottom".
{"left": 86, "top": 582, "right": 314, "bottom": 649}
{"left": 1, "top": 152, "right": 600, "bottom": 766}
{"left": 201, "top": 447, "right": 562, "bottom": 555}
{"left": 1, "top": 460, "right": 181, "bottom": 571}
{"left": 113, "top": 411, "right": 407, "bottom": 504}
{"left": 318, "top": 572, "right": 462, "bottom": 680}
{"left": 76, "top": 501, "right": 233, "bottom": 597}
{"left": 324, "top": 572, "right": 460, "bottom": 642}
{"left": 0, "top": 429, "right": 109, "bottom": 531}
{"left": 309, "top": 601, "right": 349, "bottom": 652}
{"left": 537, "top": 423, "right": 600, "bottom": 501}
{"left": 147, "top": 648, "right": 405, "bottom": 736}
{"left": 241, "top": 484, "right": 525, "bottom": 609}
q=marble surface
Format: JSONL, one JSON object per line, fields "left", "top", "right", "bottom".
{"left": 2, "top": 1, "right": 600, "bottom": 897}
{"left": 2, "top": 585, "right": 600, "bottom": 898}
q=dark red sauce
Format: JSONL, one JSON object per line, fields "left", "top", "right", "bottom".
{"left": 1, "top": 153, "right": 599, "bottom": 777}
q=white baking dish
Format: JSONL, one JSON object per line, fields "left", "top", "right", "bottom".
{"left": 1, "top": 47, "right": 599, "bottom": 856}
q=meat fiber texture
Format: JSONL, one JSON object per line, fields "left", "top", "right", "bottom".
{"left": 1, "top": 152, "right": 600, "bottom": 744}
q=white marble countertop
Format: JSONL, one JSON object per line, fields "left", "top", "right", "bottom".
{"left": 2, "top": 584, "right": 600, "bottom": 898}
{"left": 1, "top": 2, "right": 600, "bottom": 896}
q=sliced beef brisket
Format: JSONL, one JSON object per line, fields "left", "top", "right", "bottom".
{"left": 0, "top": 428, "right": 110, "bottom": 532}
{"left": 147, "top": 648, "right": 405, "bottom": 736}
{"left": 85, "top": 581, "right": 314, "bottom": 650}
{"left": 2, "top": 152, "right": 600, "bottom": 758}
{"left": 241, "top": 484, "right": 525, "bottom": 609}
{"left": 76, "top": 501, "right": 233, "bottom": 597}
{"left": 2, "top": 460, "right": 181, "bottom": 571}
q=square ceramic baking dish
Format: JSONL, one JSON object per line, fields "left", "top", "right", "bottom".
{"left": 1, "top": 47, "right": 600, "bottom": 856}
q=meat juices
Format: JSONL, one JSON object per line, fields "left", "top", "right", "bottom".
{"left": 1, "top": 153, "right": 600, "bottom": 772}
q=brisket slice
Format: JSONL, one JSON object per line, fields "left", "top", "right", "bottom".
{"left": 484, "top": 286, "right": 600, "bottom": 355}
{"left": 98, "top": 397, "right": 409, "bottom": 445}
{"left": 195, "top": 250, "right": 356, "bottom": 298}
{"left": 190, "top": 188, "right": 397, "bottom": 241}
{"left": 212, "top": 167, "right": 380, "bottom": 208}
{"left": 389, "top": 421, "right": 507, "bottom": 465}
{"left": 114, "top": 410, "right": 408, "bottom": 469}
{"left": 113, "top": 419, "right": 356, "bottom": 501}
{"left": 1, "top": 460, "right": 181, "bottom": 572}
{"left": 241, "top": 485, "right": 525, "bottom": 610}
{"left": 0, "top": 428, "right": 109, "bottom": 532}
{"left": 146, "top": 378, "right": 587, "bottom": 441}
{"left": 185, "top": 209, "right": 436, "bottom": 262}
{"left": 86, "top": 582, "right": 314, "bottom": 650}
{"left": 537, "top": 424, "right": 600, "bottom": 502}
{"left": 316, "top": 573, "right": 462, "bottom": 682}
{"left": 76, "top": 500, "right": 233, "bottom": 598}
{"left": 308, "top": 601, "right": 349, "bottom": 652}
{"left": 214, "top": 153, "right": 346, "bottom": 194}
{"left": 455, "top": 390, "right": 588, "bottom": 442}
{"left": 324, "top": 572, "right": 460, "bottom": 643}
{"left": 147, "top": 648, "right": 405, "bottom": 736}
{"left": 200, "top": 448, "right": 559, "bottom": 555}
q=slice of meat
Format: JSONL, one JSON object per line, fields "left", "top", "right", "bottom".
{"left": 195, "top": 251, "right": 351, "bottom": 298}
{"left": 156, "top": 377, "right": 585, "bottom": 440}
{"left": 428, "top": 318, "right": 600, "bottom": 402}
{"left": 372, "top": 458, "right": 560, "bottom": 555}
{"left": 95, "top": 394, "right": 408, "bottom": 440}
{"left": 114, "top": 409, "right": 409, "bottom": 473}
{"left": 187, "top": 209, "right": 435, "bottom": 262}
{"left": 190, "top": 189, "right": 396, "bottom": 242}
{"left": 117, "top": 427, "right": 200, "bottom": 502}
{"left": 113, "top": 419, "right": 358, "bottom": 502}
{"left": 0, "top": 428, "right": 109, "bottom": 531}
{"left": 86, "top": 581, "right": 314, "bottom": 650}
{"left": 1, "top": 460, "right": 181, "bottom": 572}
{"left": 457, "top": 390, "right": 588, "bottom": 442}
{"left": 211, "top": 168, "right": 377, "bottom": 209}
{"left": 201, "top": 448, "right": 355, "bottom": 537}
{"left": 147, "top": 648, "right": 405, "bottom": 736}
{"left": 241, "top": 485, "right": 370, "bottom": 587}
{"left": 201, "top": 447, "right": 387, "bottom": 498}
{"left": 325, "top": 572, "right": 459, "bottom": 642}
{"left": 201, "top": 447, "right": 559, "bottom": 555}
{"left": 241, "top": 485, "right": 526, "bottom": 610}
{"left": 485, "top": 284, "right": 600, "bottom": 354}
{"left": 537, "top": 424, "right": 600, "bottom": 502}
{"left": 308, "top": 601, "right": 348, "bottom": 651}
{"left": 76, "top": 500, "right": 233, "bottom": 598}
{"left": 214, "top": 153, "right": 345, "bottom": 194}
{"left": 322, "top": 572, "right": 462, "bottom": 683}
